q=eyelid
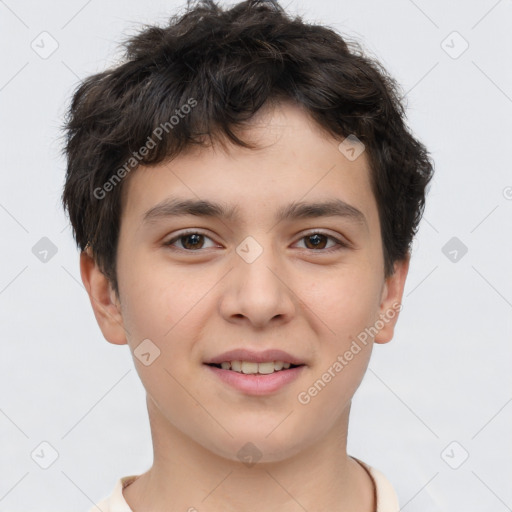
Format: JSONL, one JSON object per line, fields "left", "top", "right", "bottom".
{"left": 299, "top": 229, "right": 350, "bottom": 244}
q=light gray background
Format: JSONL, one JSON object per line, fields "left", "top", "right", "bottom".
{"left": 1, "top": 0, "right": 511, "bottom": 510}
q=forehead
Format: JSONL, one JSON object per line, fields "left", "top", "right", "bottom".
{"left": 120, "top": 101, "right": 378, "bottom": 232}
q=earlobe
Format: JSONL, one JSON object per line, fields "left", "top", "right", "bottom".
{"left": 79, "top": 247, "right": 128, "bottom": 345}
{"left": 374, "top": 253, "right": 410, "bottom": 344}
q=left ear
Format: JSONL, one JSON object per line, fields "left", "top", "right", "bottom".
{"left": 374, "top": 253, "right": 410, "bottom": 344}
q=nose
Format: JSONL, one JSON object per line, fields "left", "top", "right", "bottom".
{"left": 218, "top": 241, "right": 297, "bottom": 329}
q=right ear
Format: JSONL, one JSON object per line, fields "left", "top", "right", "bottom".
{"left": 79, "top": 247, "right": 128, "bottom": 345}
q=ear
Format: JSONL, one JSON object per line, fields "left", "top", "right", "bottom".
{"left": 79, "top": 247, "right": 127, "bottom": 345}
{"left": 374, "top": 253, "right": 410, "bottom": 344}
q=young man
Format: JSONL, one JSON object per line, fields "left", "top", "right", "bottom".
{"left": 62, "top": 1, "right": 434, "bottom": 510}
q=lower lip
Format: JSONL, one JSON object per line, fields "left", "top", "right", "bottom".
{"left": 205, "top": 364, "right": 305, "bottom": 395}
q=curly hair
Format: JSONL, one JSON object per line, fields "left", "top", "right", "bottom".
{"left": 61, "top": 0, "right": 434, "bottom": 296}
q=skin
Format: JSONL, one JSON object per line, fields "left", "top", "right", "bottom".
{"left": 81, "top": 100, "right": 409, "bottom": 512}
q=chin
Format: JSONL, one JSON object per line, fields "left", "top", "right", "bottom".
{"left": 203, "top": 427, "right": 310, "bottom": 465}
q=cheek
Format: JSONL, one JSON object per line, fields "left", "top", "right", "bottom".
{"left": 295, "top": 335, "right": 373, "bottom": 442}
{"left": 293, "top": 270, "right": 379, "bottom": 405}
{"left": 298, "top": 266, "right": 382, "bottom": 341}
{"left": 117, "top": 253, "right": 211, "bottom": 343}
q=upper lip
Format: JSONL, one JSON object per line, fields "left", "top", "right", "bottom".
{"left": 205, "top": 349, "right": 305, "bottom": 366}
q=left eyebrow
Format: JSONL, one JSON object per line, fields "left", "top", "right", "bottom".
{"left": 141, "top": 196, "right": 368, "bottom": 229}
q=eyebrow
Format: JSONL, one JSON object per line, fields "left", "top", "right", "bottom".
{"left": 141, "top": 197, "right": 368, "bottom": 228}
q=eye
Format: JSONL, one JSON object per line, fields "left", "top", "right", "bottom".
{"left": 164, "top": 231, "right": 218, "bottom": 251}
{"left": 295, "top": 231, "right": 349, "bottom": 252}
{"left": 164, "top": 230, "right": 349, "bottom": 253}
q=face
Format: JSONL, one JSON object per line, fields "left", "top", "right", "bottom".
{"left": 82, "top": 101, "right": 409, "bottom": 463}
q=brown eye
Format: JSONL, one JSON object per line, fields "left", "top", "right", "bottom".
{"left": 296, "top": 232, "right": 348, "bottom": 252}
{"left": 180, "top": 233, "right": 205, "bottom": 250}
{"left": 303, "top": 233, "right": 328, "bottom": 249}
{"left": 165, "top": 231, "right": 217, "bottom": 251}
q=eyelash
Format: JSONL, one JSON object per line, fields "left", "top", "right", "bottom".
{"left": 164, "top": 230, "right": 349, "bottom": 253}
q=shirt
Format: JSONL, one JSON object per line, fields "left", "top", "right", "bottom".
{"left": 88, "top": 458, "right": 399, "bottom": 512}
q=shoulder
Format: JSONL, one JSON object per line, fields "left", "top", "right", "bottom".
{"left": 87, "top": 475, "right": 139, "bottom": 512}
{"left": 352, "top": 457, "right": 400, "bottom": 512}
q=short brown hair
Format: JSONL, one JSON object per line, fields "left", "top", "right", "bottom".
{"left": 61, "top": 0, "right": 434, "bottom": 296}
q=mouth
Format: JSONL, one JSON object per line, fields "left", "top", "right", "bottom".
{"left": 204, "top": 349, "right": 306, "bottom": 395}
{"left": 205, "top": 362, "right": 305, "bottom": 395}
{"left": 206, "top": 360, "right": 303, "bottom": 374}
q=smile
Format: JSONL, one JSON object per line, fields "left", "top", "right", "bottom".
{"left": 208, "top": 360, "right": 299, "bottom": 374}
{"left": 205, "top": 362, "right": 305, "bottom": 395}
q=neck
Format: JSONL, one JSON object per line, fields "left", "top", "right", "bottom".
{"left": 123, "top": 396, "right": 375, "bottom": 512}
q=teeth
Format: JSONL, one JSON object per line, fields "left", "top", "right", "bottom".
{"left": 241, "top": 361, "right": 258, "bottom": 374}
{"left": 216, "top": 360, "right": 296, "bottom": 374}
{"left": 257, "top": 362, "right": 275, "bottom": 374}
